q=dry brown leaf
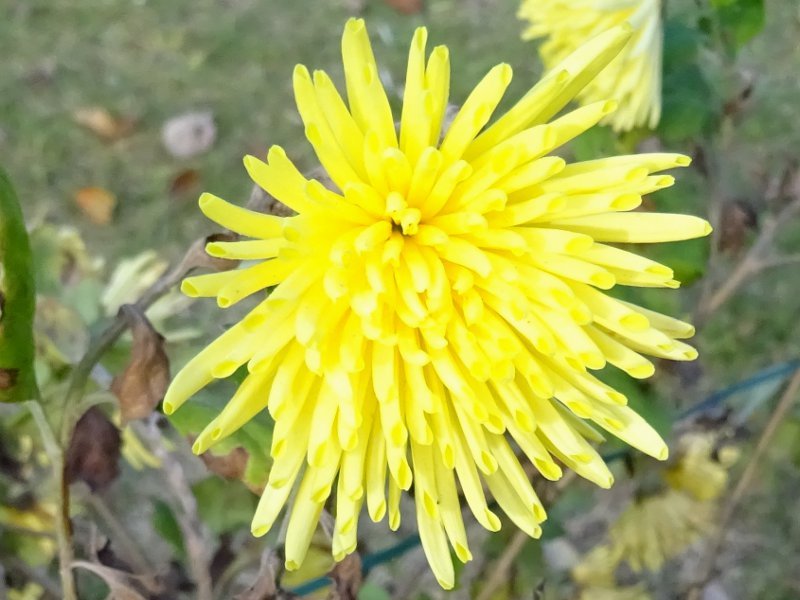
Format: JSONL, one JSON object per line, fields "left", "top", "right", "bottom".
{"left": 74, "top": 187, "right": 116, "bottom": 225}
{"left": 66, "top": 407, "right": 121, "bottom": 491}
{"left": 72, "top": 107, "right": 136, "bottom": 142}
{"left": 718, "top": 200, "right": 757, "bottom": 255}
{"left": 384, "top": 0, "right": 423, "bottom": 14}
{"left": 199, "top": 446, "right": 249, "bottom": 481}
{"left": 327, "top": 553, "right": 362, "bottom": 600}
{"left": 169, "top": 168, "right": 202, "bottom": 198}
{"left": 112, "top": 305, "right": 170, "bottom": 423}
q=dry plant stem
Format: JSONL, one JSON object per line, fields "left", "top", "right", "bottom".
{"left": 474, "top": 530, "right": 529, "bottom": 600}
{"left": 687, "top": 367, "right": 800, "bottom": 599}
{"left": 140, "top": 417, "right": 214, "bottom": 600}
{"left": 31, "top": 182, "right": 274, "bottom": 600}
{"left": 86, "top": 493, "right": 153, "bottom": 574}
{"left": 474, "top": 471, "right": 577, "bottom": 600}
{"left": 27, "top": 400, "right": 78, "bottom": 600}
{"left": 696, "top": 188, "right": 800, "bottom": 327}
{"left": 40, "top": 256, "right": 199, "bottom": 600}
{"left": 234, "top": 548, "right": 287, "bottom": 600}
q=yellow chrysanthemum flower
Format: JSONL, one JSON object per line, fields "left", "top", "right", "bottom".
{"left": 664, "top": 433, "right": 738, "bottom": 501}
{"left": 519, "top": 0, "right": 663, "bottom": 132}
{"left": 607, "top": 490, "right": 712, "bottom": 572}
{"left": 164, "top": 19, "right": 709, "bottom": 588}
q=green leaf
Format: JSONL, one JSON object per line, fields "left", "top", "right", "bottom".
{"left": 662, "top": 21, "right": 702, "bottom": 71}
{"left": 658, "top": 64, "right": 718, "bottom": 142}
{"left": 0, "top": 166, "right": 38, "bottom": 402}
{"left": 152, "top": 499, "right": 186, "bottom": 559}
{"left": 712, "top": 0, "right": 766, "bottom": 48}
{"left": 192, "top": 475, "right": 259, "bottom": 535}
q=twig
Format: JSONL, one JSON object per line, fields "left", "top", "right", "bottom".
{"left": 475, "top": 471, "right": 576, "bottom": 600}
{"left": 234, "top": 548, "right": 288, "bottom": 600}
{"left": 41, "top": 222, "right": 241, "bottom": 599}
{"left": 686, "top": 366, "right": 800, "bottom": 598}
{"left": 212, "top": 542, "right": 264, "bottom": 600}
{"left": 86, "top": 493, "right": 153, "bottom": 575}
{"left": 138, "top": 416, "right": 214, "bottom": 600}
{"left": 696, "top": 193, "right": 800, "bottom": 327}
{"left": 475, "top": 530, "right": 529, "bottom": 600}
{"left": 26, "top": 400, "right": 77, "bottom": 600}
{"left": 759, "top": 253, "right": 800, "bottom": 269}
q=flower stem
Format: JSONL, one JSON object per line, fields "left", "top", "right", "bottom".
{"left": 27, "top": 400, "right": 77, "bottom": 600}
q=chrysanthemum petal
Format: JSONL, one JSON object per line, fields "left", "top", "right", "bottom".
{"left": 551, "top": 213, "right": 712, "bottom": 243}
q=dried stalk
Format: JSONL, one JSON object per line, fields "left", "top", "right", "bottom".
{"left": 138, "top": 416, "right": 214, "bottom": 600}
{"left": 686, "top": 367, "right": 800, "bottom": 598}
{"left": 695, "top": 182, "right": 800, "bottom": 327}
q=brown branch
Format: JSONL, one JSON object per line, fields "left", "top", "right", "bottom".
{"left": 85, "top": 493, "right": 153, "bottom": 575}
{"left": 475, "top": 529, "right": 529, "bottom": 600}
{"left": 137, "top": 416, "right": 214, "bottom": 600}
{"left": 695, "top": 193, "right": 800, "bottom": 327}
{"left": 474, "top": 471, "right": 577, "bottom": 600}
{"left": 686, "top": 366, "right": 800, "bottom": 598}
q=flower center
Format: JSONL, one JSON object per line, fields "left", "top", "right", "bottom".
{"left": 386, "top": 191, "right": 422, "bottom": 236}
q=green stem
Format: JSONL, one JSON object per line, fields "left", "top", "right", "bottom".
{"left": 27, "top": 400, "right": 77, "bottom": 600}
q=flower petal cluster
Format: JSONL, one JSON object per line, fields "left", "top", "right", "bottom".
{"left": 164, "top": 19, "right": 709, "bottom": 588}
{"left": 519, "top": 0, "right": 663, "bottom": 132}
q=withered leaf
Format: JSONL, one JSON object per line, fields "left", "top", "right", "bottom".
{"left": 169, "top": 169, "right": 202, "bottom": 198}
{"left": 199, "top": 446, "right": 249, "bottom": 481}
{"left": 384, "top": 0, "right": 423, "bottom": 14}
{"left": 718, "top": 200, "right": 757, "bottom": 255}
{"left": 74, "top": 187, "right": 116, "bottom": 225}
{"left": 0, "top": 368, "right": 18, "bottom": 390}
{"left": 327, "top": 553, "right": 362, "bottom": 600}
{"left": 66, "top": 407, "right": 121, "bottom": 491}
{"left": 112, "top": 305, "right": 170, "bottom": 423}
{"left": 72, "top": 107, "right": 137, "bottom": 142}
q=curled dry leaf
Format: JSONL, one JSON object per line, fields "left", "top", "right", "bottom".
{"left": 384, "top": 0, "right": 424, "bottom": 14}
{"left": 718, "top": 200, "right": 757, "bottom": 255}
{"left": 169, "top": 169, "right": 202, "bottom": 198}
{"left": 112, "top": 305, "right": 170, "bottom": 423}
{"left": 66, "top": 407, "right": 122, "bottom": 491}
{"left": 327, "top": 553, "right": 362, "bottom": 600}
{"left": 74, "top": 187, "right": 116, "bottom": 225}
{"left": 161, "top": 111, "right": 216, "bottom": 159}
{"left": 199, "top": 446, "right": 249, "bottom": 481}
{"left": 72, "top": 107, "right": 137, "bottom": 142}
